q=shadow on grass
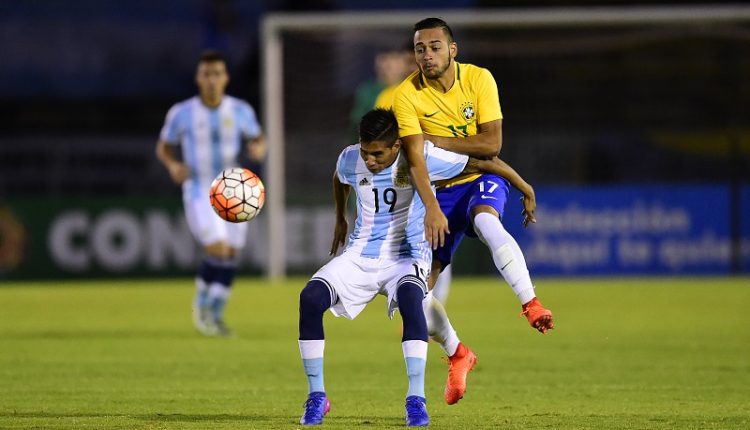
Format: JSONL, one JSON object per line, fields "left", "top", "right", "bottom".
{"left": 3, "top": 411, "right": 405, "bottom": 427}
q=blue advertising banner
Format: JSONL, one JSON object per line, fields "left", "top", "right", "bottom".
{"left": 502, "top": 185, "right": 732, "bottom": 275}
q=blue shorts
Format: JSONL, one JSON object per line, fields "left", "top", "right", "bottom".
{"left": 433, "top": 174, "right": 510, "bottom": 268}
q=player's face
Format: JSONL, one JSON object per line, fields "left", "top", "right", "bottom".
{"left": 376, "top": 51, "right": 412, "bottom": 86}
{"left": 196, "top": 60, "right": 229, "bottom": 102}
{"left": 360, "top": 140, "right": 401, "bottom": 173}
{"left": 413, "top": 28, "right": 456, "bottom": 80}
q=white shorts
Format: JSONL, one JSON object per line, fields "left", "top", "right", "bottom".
{"left": 183, "top": 193, "right": 248, "bottom": 249}
{"left": 311, "top": 250, "right": 430, "bottom": 320}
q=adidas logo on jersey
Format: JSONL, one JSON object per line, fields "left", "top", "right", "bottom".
{"left": 359, "top": 177, "right": 370, "bottom": 186}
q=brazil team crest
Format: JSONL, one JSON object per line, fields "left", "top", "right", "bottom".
{"left": 460, "top": 102, "right": 475, "bottom": 121}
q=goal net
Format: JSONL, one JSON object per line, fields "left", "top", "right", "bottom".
{"left": 260, "top": 6, "right": 750, "bottom": 278}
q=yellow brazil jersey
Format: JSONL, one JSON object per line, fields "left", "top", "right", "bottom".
{"left": 392, "top": 62, "right": 502, "bottom": 188}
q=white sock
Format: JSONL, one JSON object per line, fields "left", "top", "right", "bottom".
{"left": 422, "top": 292, "right": 460, "bottom": 356}
{"left": 432, "top": 265, "right": 452, "bottom": 305}
{"left": 473, "top": 212, "right": 536, "bottom": 305}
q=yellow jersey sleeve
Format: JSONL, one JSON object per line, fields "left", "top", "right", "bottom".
{"left": 474, "top": 67, "right": 502, "bottom": 124}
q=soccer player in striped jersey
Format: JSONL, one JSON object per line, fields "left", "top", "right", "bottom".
{"left": 298, "top": 108, "right": 526, "bottom": 426}
{"left": 156, "top": 50, "right": 266, "bottom": 337}
{"left": 392, "top": 18, "right": 554, "bottom": 405}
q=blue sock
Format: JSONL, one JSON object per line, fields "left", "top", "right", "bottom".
{"left": 209, "top": 292, "right": 227, "bottom": 321}
{"left": 299, "top": 279, "right": 332, "bottom": 340}
{"left": 397, "top": 281, "right": 428, "bottom": 342}
{"left": 302, "top": 357, "right": 325, "bottom": 394}
{"left": 195, "top": 288, "right": 209, "bottom": 309}
{"left": 208, "top": 263, "right": 236, "bottom": 322}
{"left": 196, "top": 260, "right": 216, "bottom": 308}
{"left": 405, "top": 356, "right": 426, "bottom": 398}
{"left": 298, "top": 280, "right": 332, "bottom": 395}
{"left": 398, "top": 281, "right": 429, "bottom": 399}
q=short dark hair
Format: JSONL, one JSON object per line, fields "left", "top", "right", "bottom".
{"left": 359, "top": 109, "right": 399, "bottom": 144}
{"left": 198, "top": 50, "right": 226, "bottom": 65}
{"left": 414, "top": 17, "right": 454, "bottom": 43}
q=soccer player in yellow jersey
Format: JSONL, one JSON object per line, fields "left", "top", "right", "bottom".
{"left": 392, "top": 17, "right": 555, "bottom": 405}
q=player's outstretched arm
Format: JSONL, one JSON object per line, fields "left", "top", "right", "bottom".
{"left": 425, "top": 119, "right": 503, "bottom": 158}
{"left": 468, "top": 157, "right": 536, "bottom": 228}
{"left": 156, "top": 140, "right": 190, "bottom": 185}
{"left": 330, "top": 171, "right": 351, "bottom": 256}
{"left": 402, "top": 134, "right": 449, "bottom": 249}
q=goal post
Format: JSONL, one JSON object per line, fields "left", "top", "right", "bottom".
{"left": 261, "top": 5, "right": 750, "bottom": 279}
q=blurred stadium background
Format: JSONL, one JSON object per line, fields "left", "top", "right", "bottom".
{"left": 1, "top": 2, "right": 749, "bottom": 429}
{"left": 1, "top": 0, "right": 748, "bottom": 279}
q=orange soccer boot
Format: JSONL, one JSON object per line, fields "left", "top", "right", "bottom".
{"left": 521, "top": 297, "right": 554, "bottom": 334}
{"left": 444, "top": 342, "right": 477, "bottom": 405}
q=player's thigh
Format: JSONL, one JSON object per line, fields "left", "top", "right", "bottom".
{"left": 434, "top": 186, "right": 473, "bottom": 267}
{"left": 311, "top": 253, "right": 380, "bottom": 320}
{"left": 462, "top": 174, "right": 511, "bottom": 239}
{"left": 381, "top": 258, "right": 430, "bottom": 317}
{"left": 184, "top": 195, "right": 248, "bottom": 249}
{"left": 466, "top": 174, "right": 510, "bottom": 222}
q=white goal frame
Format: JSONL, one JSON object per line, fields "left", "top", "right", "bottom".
{"left": 260, "top": 4, "right": 750, "bottom": 279}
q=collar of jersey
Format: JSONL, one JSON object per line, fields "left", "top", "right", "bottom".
{"left": 419, "top": 62, "right": 461, "bottom": 94}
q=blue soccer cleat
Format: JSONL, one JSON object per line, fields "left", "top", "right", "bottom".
{"left": 300, "top": 391, "right": 330, "bottom": 425}
{"left": 405, "top": 395, "right": 429, "bottom": 427}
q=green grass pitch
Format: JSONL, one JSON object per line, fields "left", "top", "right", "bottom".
{"left": 1, "top": 277, "right": 748, "bottom": 429}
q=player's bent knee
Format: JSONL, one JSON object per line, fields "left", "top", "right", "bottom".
{"left": 428, "top": 260, "right": 443, "bottom": 290}
{"left": 299, "top": 279, "right": 333, "bottom": 314}
{"left": 397, "top": 281, "right": 428, "bottom": 342}
{"left": 397, "top": 281, "right": 425, "bottom": 306}
{"left": 299, "top": 279, "right": 333, "bottom": 341}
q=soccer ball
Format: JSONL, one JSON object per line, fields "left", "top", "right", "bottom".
{"left": 209, "top": 168, "right": 265, "bottom": 223}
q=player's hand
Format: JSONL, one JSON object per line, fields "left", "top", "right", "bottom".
{"left": 329, "top": 218, "right": 348, "bottom": 256}
{"left": 247, "top": 138, "right": 267, "bottom": 162}
{"left": 168, "top": 162, "right": 190, "bottom": 185}
{"left": 424, "top": 206, "right": 449, "bottom": 250}
{"left": 521, "top": 188, "right": 537, "bottom": 228}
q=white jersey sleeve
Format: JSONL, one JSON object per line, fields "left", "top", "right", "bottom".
{"left": 335, "top": 144, "right": 360, "bottom": 186}
{"left": 159, "top": 102, "right": 186, "bottom": 145}
{"left": 235, "top": 100, "right": 262, "bottom": 140}
{"left": 423, "top": 140, "right": 469, "bottom": 181}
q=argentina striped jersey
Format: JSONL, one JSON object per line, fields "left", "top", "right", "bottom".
{"left": 336, "top": 141, "right": 468, "bottom": 260}
{"left": 159, "top": 95, "right": 262, "bottom": 199}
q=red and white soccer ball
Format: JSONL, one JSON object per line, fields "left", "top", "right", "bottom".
{"left": 209, "top": 168, "right": 265, "bottom": 223}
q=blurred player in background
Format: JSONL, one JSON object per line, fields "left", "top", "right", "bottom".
{"left": 156, "top": 50, "right": 266, "bottom": 337}
{"left": 392, "top": 18, "right": 554, "bottom": 405}
{"left": 373, "top": 42, "right": 418, "bottom": 110}
{"left": 348, "top": 44, "right": 415, "bottom": 142}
